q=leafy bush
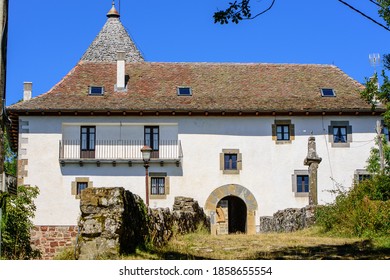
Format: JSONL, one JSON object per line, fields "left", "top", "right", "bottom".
{"left": 1, "top": 185, "right": 40, "bottom": 259}
{"left": 316, "top": 176, "right": 390, "bottom": 238}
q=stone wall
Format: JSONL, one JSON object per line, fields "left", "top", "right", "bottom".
{"left": 77, "top": 188, "right": 209, "bottom": 260}
{"left": 30, "top": 226, "right": 78, "bottom": 260}
{"left": 259, "top": 205, "right": 317, "bottom": 233}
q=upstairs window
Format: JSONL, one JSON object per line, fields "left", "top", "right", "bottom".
{"left": 177, "top": 87, "right": 192, "bottom": 96}
{"left": 276, "top": 125, "right": 290, "bottom": 141}
{"left": 328, "top": 121, "right": 352, "bottom": 148}
{"left": 272, "top": 120, "right": 295, "bottom": 143}
{"left": 80, "top": 126, "right": 96, "bottom": 158}
{"left": 321, "top": 88, "right": 336, "bottom": 97}
{"left": 333, "top": 126, "right": 347, "bottom": 143}
{"left": 89, "top": 86, "right": 104, "bottom": 96}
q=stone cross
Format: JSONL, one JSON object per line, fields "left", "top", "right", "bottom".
{"left": 304, "top": 136, "right": 322, "bottom": 205}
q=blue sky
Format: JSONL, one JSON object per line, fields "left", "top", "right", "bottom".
{"left": 5, "top": 0, "right": 390, "bottom": 105}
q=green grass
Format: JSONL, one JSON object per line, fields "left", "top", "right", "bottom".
{"left": 118, "top": 227, "right": 390, "bottom": 260}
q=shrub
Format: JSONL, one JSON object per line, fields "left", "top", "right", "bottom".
{"left": 1, "top": 185, "right": 40, "bottom": 259}
{"left": 316, "top": 176, "right": 390, "bottom": 238}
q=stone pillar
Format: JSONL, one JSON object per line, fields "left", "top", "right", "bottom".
{"left": 304, "top": 136, "right": 322, "bottom": 205}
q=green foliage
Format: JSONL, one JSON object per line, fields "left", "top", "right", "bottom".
{"left": 214, "top": 0, "right": 252, "bottom": 24}
{"left": 3, "top": 130, "right": 17, "bottom": 176}
{"left": 378, "top": 0, "right": 390, "bottom": 27}
{"left": 366, "top": 136, "right": 390, "bottom": 175}
{"left": 1, "top": 185, "right": 40, "bottom": 259}
{"left": 316, "top": 176, "right": 390, "bottom": 238}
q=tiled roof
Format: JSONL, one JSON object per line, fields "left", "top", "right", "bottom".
{"left": 80, "top": 8, "right": 143, "bottom": 63}
{"left": 8, "top": 61, "right": 378, "bottom": 114}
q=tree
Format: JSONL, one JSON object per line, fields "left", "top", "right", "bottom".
{"left": 214, "top": 0, "right": 390, "bottom": 28}
{"left": 1, "top": 185, "right": 40, "bottom": 259}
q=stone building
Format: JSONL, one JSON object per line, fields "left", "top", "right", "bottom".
{"left": 7, "top": 3, "right": 386, "bottom": 257}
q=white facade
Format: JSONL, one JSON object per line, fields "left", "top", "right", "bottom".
{"left": 19, "top": 114, "right": 380, "bottom": 228}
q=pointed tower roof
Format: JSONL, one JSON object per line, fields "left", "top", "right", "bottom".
{"left": 80, "top": 2, "right": 144, "bottom": 63}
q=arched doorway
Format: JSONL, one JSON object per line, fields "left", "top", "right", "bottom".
{"left": 217, "top": 196, "right": 247, "bottom": 234}
{"left": 205, "top": 184, "right": 258, "bottom": 235}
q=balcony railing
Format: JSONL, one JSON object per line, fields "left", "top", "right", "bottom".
{"left": 59, "top": 139, "right": 183, "bottom": 165}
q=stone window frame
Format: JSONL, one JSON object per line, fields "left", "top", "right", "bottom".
{"left": 354, "top": 169, "right": 371, "bottom": 183}
{"left": 328, "top": 121, "right": 352, "bottom": 148}
{"left": 292, "top": 170, "right": 309, "bottom": 197}
{"left": 220, "top": 149, "right": 242, "bottom": 175}
{"left": 71, "top": 177, "right": 93, "bottom": 199}
{"left": 272, "top": 120, "right": 295, "bottom": 144}
{"left": 149, "top": 172, "right": 170, "bottom": 200}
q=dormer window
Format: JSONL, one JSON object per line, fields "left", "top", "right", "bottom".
{"left": 89, "top": 86, "right": 104, "bottom": 96}
{"left": 321, "top": 88, "right": 336, "bottom": 97}
{"left": 177, "top": 87, "right": 192, "bottom": 96}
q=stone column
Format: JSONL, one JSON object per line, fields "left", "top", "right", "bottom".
{"left": 304, "top": 136, "right": 322, "bottom": 205}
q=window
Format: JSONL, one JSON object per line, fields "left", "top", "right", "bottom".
{"left": 151, "top": 177, "right": 165, "bottom": 195}
{"left": 383, "top": 126, "right": 389, "bottom": 142}
{"left": 77, "top": 182, "right": 88, "bottom": 195}
{"left": 149, "top": 172, "right": 170, "bottom": 199}
{"left": 177, "top": 87, "right": 192, "bottom": 96}
{"left": 333, "top": 126, "right": 347, "bottom": 143}
{"left": 354, "top": 169, "right": 371, "bottom": 183}
{"left": 272, "top": 120, "right": 295, "bottom": 143}
{"left": 292, "top": 170, "right": 309, "bottom": 197}
{"left": 71, "top": 177, "right": 93, "bottom": 199}
{"left": 328, "top": 121, "right": 352, "bottom": 148}
{"left": 89, "top": 86, "right": 104, "bottom": 96}
{"left": 144, "top": 126, "right": 159, "bottom": 158}
{"left": 220, "top": 149, "right": 242, "bottom": 174}
{"left": 276, "top": 125, "right": 290, "bottom": 141}
{"left": 296, "top": 175, "right": 309, "bottom": 193}
{"left": 224, "top": 153, "right": 238, "bottom": 170}
{"left": 80, "top": 126, "right": 96, "bottom": 158}
{"left": 321, "top": 88, "right": 336, "bottom": 97}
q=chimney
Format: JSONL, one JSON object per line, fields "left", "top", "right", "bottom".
{"left": 23, "top": 82, "right": 32, "bottom": 101}
{"left": 116, "top": 51, "right": 126, "bottom": 90}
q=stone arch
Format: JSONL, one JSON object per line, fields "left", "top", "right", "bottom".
{"left": 205, "top": 184, "right": 258, "bottom": 235}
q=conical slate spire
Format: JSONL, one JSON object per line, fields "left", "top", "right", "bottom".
{"left": 80, "top": 3, "right": 144, "bottom": 62}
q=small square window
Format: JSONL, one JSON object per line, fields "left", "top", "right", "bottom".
{"left": 354, "top": 169, "right": 371, "bottom": 183}
{"left": 276, "top": 125, "right": 290, "bottom": 141}
{"left": 333, "top": 126, "right": 347, "bottom": 143}
{"left": 151, "top": 177, "right": 165, "bottom": 195}
{"left": 224, "top": 154, "right": 238, "bottom": 170}
{"left": 321, "top": 88, "right": 336, "bottom": 97}
{"left": 296, "top": 175, "right": 309, "bottom": 193}
{"left": 292, "top": 170, "right": 309, "bottom": 197}
{"left": 89, "top": 86, "right": 104, "bottom": 96}
{"left": 272, "top": 120, "right": 295, "bottom": 143}
{"left": 220, "top": 149, "right": 242, "bottom": 174}
{"left": 328, "top": 121, "right": 352, "bottom": 148}
{"left": 177, "top": 87, "right": 192, "bottom": 96}
{"left": 77, "top": 182, "right": 88, "bottom": 195}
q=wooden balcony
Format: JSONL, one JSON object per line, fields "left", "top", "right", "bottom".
{"left": 59, "top": 139, "right": 183, "bottom": 166}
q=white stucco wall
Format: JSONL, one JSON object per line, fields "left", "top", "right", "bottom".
{"left": 19, "top": 115, "right": 381, "bottom": 226}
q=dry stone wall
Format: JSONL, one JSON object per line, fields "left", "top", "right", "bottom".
{"left": 259, "top": 205, "right": 317, "bottom": 233}
{"left": 77, "top": 188, "right": 209, "bottom": 259}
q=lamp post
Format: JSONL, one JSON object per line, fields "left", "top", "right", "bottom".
{"left": 141, "top": 146, "right": 152, "bottom": 206}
